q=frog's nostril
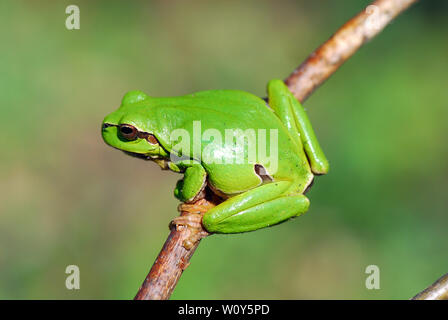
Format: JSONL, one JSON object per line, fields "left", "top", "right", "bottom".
{"left": 102, "top": 123, "right": 112, "bottom": 130}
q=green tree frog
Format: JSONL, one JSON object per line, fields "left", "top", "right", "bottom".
{"left": 102, "top": 79, "right": 328, "bottom": 244}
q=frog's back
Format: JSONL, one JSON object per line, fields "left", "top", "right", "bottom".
{"left": 147, "top": 90, "right": 311, "bottom": 191}
{"left": 152, "top": 90, "right": 275, "bottom": 129}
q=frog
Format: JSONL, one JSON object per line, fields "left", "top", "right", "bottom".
{"left": 102, "top": 79, "right": 328, "bottom": 246}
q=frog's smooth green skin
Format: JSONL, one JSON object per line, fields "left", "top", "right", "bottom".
{"left": 102, "top": 79, "right": 329, "bottom": 234}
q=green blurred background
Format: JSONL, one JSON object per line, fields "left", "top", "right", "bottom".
{"left": 1, "top": 0, "right": 447, "bottom": 299}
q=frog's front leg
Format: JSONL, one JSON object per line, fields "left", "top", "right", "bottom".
{"left": 202, "top": 181, "right": 310, "bottom": 234}
{"left": 170, "top": 161, "right": 210, "bottom": 249}
{"left": 173, "top": 161, "right": 207, "bottom": 203}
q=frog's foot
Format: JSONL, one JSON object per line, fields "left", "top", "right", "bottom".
{"left": 170, "top": 213, "right": 209, "bottom": 250}
{"left": 171, "top": 213, "right": 203, "bottom": 230}
{"left": 170, "top": 199, "right": 216, "bottom": 250}
{"left": 177, "top": 198, "right": 215, "bottom": 215}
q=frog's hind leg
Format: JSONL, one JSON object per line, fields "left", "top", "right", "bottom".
{"left": 202, "top": 181, "right": 309, "bottom": 234}
{"left": 267, "top": 79, "right": 329, "bottom": 175}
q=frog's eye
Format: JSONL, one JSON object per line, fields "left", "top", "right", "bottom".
{"left": 119, "top": 124, "right": 138, "bottom": 140}
{"left": 146, "top": 134, "right": 159, "bottom": 145}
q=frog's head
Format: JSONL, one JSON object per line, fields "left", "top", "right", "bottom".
{"left": 102, "top": 90, "right": 168, "bottom": 160}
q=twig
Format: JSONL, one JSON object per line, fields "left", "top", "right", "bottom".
{"left": 134, "top": 217, "right": 204, "bottom": 300}
{"left": 411, "top": 273, "right": 448, "bottom": 300}
{"left": 134, "top": 0, "right": 418, "bottom": 300}
{"left": 285, "top": 0, "right": 418, "bottom": 102}
{"left": 134, "top": 198, "right": 216, "bottom": 300}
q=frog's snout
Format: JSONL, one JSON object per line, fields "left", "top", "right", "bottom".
{"left": 101, "top": 122, "right": 116, "bottom": 146}
{"left": 102, "top": 123, "right": 113, "bottom": 130}
{"left": 102, "top": 123, "right": 114, "bottom": 135}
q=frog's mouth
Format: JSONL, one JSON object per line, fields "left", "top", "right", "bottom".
{"left": 123, "top": 150, "right": 158, "bottom": 160}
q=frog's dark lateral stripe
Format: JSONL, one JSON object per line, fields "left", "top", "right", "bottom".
{"left": 103, "top": 122, "right": 172, "bottom": 158}
{"left": 103, "top": 123, "right": 161, "bottom": 146}
{"left": 254, "top": 164, "right": 273, "bottom": 182}
{"left": 102, "top": 123, "right": 157, "bottom": 141}
{"left": 102, "top": 123, "right": 114, "bottom": 129}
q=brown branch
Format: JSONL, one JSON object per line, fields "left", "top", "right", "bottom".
{"left": 134, "top": 0, "right": 418, "bottom": 300}
{"left": 134, "top": 198, "right": 216, "bottom": 300}
{"left": 286, "top": 0, "right": 418, "bottom": 102}
{"left": 134, "top": 228, "right": 199, "bottom": 300}
{"left": 411, "top": 273, "right": 448, "bottom": 300}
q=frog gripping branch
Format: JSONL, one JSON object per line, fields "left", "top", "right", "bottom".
{"left": 102, "top": 79, "right": 328, "bottom": 241}
{"left": 101, "top": 0, "right": 418, "bottom": 300}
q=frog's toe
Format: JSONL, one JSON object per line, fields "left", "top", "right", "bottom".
{"left": 182, "top": 232, "right": 208, "bottom": 250}
{"left": 170, "top": 214, "right": 209, "bottom": 250}
{"left": 170, "top": 213, "right": 202, "bottom": 230}
{"left": 177, "top": 199, "right": 215, "bottom": 215}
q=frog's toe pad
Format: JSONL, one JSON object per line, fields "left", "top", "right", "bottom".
{"left": 170, "top": 213, "right": 209, "bottom": 250}
{"left": 170, "top": 214, "right": 203, "bottom": 230}
{"left": 182, "top": 231, "right": 208, "bottom": 250}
